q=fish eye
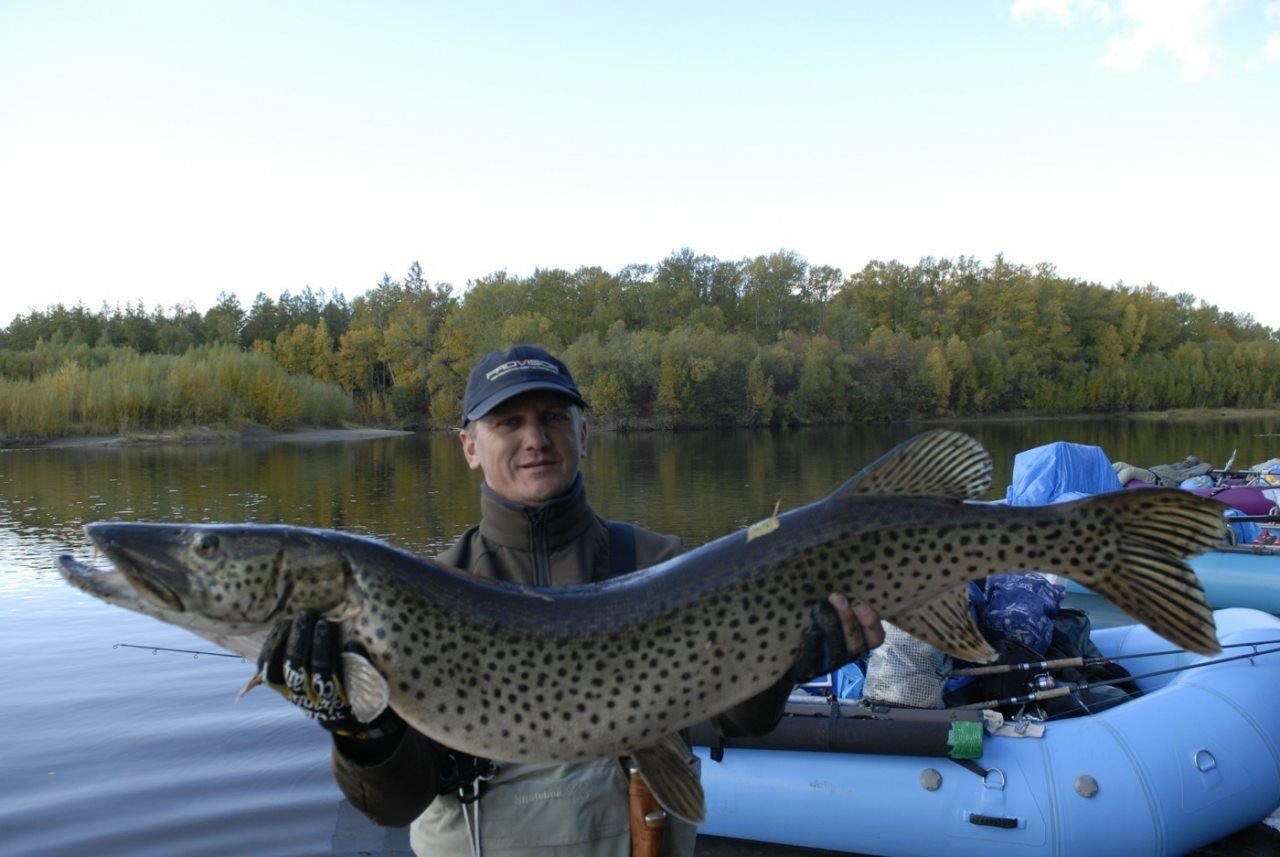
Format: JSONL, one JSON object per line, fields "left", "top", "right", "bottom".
{"left": 196, "top": 533, "right": 220, "bottom": 556}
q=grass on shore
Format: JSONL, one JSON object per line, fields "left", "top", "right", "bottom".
{"left": 0, "top": 345, "right": 355, "bottom": 444}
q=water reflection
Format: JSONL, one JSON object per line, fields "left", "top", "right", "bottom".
{"left": 1, "top": 418, "right": 1277, "bottom": 855}
{"left": 3, "top": 419, "right": 1277, "bottom": 558}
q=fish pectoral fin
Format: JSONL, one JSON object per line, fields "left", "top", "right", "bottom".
{"left": 631, "top": 734, "right": 705, "bottom": 825}
{"left": 891, "top": 583, "right": 997, "bottom": 663}
{"left": 829, "top": 430, "right": 993, "bottom": 500}
{"left": 341, "top": 651, "right": 391, "bottom": 724}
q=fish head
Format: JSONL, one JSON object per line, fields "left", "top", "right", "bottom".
{"left": 63, "top": 522, "right": 353, "bottom": 633}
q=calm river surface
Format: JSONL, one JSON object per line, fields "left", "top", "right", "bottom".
{"left": 2, "top": 418, "right": 1278, "bottom": 856}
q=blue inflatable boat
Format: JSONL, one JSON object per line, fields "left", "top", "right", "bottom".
{"left": 1186, "top": 547, "right": 1280, "bottom": 614}
{"left": 694, "top": 608, "right": 1280, "bottom": 856}
{"left": 1001, "top": 439, "right": 1280, "bottom": 613}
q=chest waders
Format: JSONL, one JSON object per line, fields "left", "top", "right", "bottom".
{"left": 437, "top": 521, "right": 639, "bottom": 857}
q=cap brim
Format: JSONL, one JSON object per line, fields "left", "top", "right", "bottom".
{"left": 464, "top": 381, "right": 588, "bottom": 424}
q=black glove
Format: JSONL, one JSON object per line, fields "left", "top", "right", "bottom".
{"left": 258, "top": 610, "right": 405, "bottom": 743}
{"left": 787, "top": 598, "right": 856, "bottom": 685}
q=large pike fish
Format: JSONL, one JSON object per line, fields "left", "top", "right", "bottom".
{"left": 58, "top": 430, "right": 1226, "bottom": 824}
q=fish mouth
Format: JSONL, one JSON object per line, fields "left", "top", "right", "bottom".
{"left": 68, "top": 522, "right": 196, "bottom": 613}
{"left": 58, "top": 554, "right": 149, "bottom": 607}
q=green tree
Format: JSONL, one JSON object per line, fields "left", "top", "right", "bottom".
{"left": 745, "top": 355, "right": 776, "bottom": 424}
{"left": 310, "top": 319, "right": 338, "bottom": 383}
{"left": 274, "top": 323, "right": 319, "bottom": 376}
{"left": 202, "top": 293, "right": 245, "bottom": 346}
{"left": 942, "top": 335, "right": 977, "bottom": 414}
{"left": 380, "top": 275, "right": 456, "bottom": 421}
{"left": 743, "top": 250, "right": 808, "bottom": 342}
{"left": 336, "top": 323, "right": 386, "bottom": 416}
{"left": 918, "top": 343, "right": 952, "bottom": 416}
{"left": 241, "top": 292, "right": 288, "bottom": 348}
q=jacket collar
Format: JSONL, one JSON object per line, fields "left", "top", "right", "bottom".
{"left": 478, "top": 473, "right": 596, "bottom": 549}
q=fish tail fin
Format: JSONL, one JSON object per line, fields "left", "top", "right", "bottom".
{"left": 631, "top": 734, "right": 705, "bottom": 825}
{"left": 1067, "top": 490, "right": 1225, "bottom": 656}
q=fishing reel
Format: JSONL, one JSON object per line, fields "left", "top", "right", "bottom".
{"left": 998, "top": 675, "right": 1059, "bottom": 721}
{"left": 1013, "top": 672, "right": 1070, "bottom": 720}
{"left": 1029, "top": 672, "right": 1057, "bottom": 693}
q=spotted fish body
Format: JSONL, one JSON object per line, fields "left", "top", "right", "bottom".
{"left": 58, "top": 431, "right": 1226, "bottom": 824}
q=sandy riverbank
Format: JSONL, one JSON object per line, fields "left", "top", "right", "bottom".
{"left": 9, "top": 406, "right": 1279, "bottom": 451}
{"left": 9, "top": 426, "right": 416, "bottom": 450}
{"left": 917, "top": 406, "right": 1280, "bottom": 426}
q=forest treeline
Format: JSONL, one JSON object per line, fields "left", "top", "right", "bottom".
{"left": 1, "top": 251, "right": 1277, "bottom": 439}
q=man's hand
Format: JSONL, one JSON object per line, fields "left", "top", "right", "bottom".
{"left": 256, "top": 610, "right": 404, "bottom": 743}
{"left": 788, "top": 593, "right": 885, "bottom": 685}
{"left": 828, "top": 593, "right": 886, "bottom": 658}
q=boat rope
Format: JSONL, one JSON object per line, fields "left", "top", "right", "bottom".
{"left": 114, "top": 642, "right": 245, "bottom": 661}
{"left": 956, "top": 644, "right": 1280, "bottom": 711}
{"left": 951, "top": 638, "right": 1280, "bottom": 677}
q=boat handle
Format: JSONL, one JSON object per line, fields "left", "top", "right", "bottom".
{"left": 1194, "top": 749, "right": 1217, "bottom": 772}
{"left": 968, "top": 812, "right": 1018, "bottom": 829}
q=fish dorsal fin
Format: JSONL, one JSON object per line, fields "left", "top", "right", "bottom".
{"left": 888, "top": 583, "right": 997, "bottom": 663}
{"left": 631, "top": 734, "right": 705, "bottom": 825}
{"left": 342, "top": 650, "right": 392, "bottom": 724}
{"left": 830, "top": 430, "right": 993, "bottom": 500}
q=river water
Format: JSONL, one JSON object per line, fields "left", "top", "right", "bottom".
{"left": 2, "top": 418, "right": 1278, "bottom": 856}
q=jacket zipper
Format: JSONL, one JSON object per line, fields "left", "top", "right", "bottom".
{"left": 529, "top": 509, "right": 551, "bottom": 586}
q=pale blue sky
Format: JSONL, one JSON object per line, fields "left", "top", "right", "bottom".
{"left": 2, "top": 1, "right": 1277, "bottom": 329}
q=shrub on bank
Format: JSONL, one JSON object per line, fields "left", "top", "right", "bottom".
{"left": 0, "top": 346, "right": 355, "bottom": 440}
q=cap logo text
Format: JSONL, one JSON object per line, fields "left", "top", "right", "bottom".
{"left": 486, "top": 359, "right": 561, "bottom": 382}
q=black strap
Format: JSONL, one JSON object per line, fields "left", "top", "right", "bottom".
{"left": 437, "top": 751, "right": 498, "bottom": 804}
{"left": 709, "top": 738, "right": 725, "bottom": 762}
{"left": 607, "top": 521, "right": 636, "bottom": 575}
{"left": 951, "top": 757, "right": 990, "bottom": 779}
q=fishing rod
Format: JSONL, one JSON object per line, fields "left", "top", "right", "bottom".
{"left": 115, "top": 643, "right": 244, "bottom": 661}
{"left": 955, "top": 644, "right": 1280, "bottom": 711}
{"left": 951, "top": 638, "right": 1280, "bottom": 678}
{"left": 1225, "top": 514, "right": 1280, "bottom": 524}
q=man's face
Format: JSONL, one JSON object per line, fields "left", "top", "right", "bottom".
{"left": 460, "top": 392, "right": 587, "bottom": 506}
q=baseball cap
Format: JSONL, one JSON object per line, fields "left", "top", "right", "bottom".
{"left": 461, "top": 344, "right": 587, "bottom": 425}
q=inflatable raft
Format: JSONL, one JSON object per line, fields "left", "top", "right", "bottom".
{"left": 694, "top": 608, "right": 1280, "bottom": 857}
{"left": 1184, "top": 547, "right": 1280, "bottom": 614}
{"left": 1073, "top": 542, "right": 1280, "bottom": 615}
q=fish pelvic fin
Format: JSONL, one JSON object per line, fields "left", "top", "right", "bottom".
{"left": 830, "top": 430, "right": 993, "bottom": 500}
{"left": 1062, "top": 490, "right": 1225, "bottom": 656}
{"left": 631, "top": 734, "right": 705, "bottom": 825}
{"left": 236, "top": 671, "right": 265, "bottom": 704}
{"left": 342, "top": 651, "right": 391, "bottom": 724}
{"left": 890, "top": 582, "right": 997, "bottom": 663}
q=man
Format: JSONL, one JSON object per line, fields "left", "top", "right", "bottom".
{"left": 265, "top": 344, "right": 883, "bottom": 856}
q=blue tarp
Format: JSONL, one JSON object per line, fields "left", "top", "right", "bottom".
{"left": 1005, "top": 441, "right": 1123, "bottom": 506}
